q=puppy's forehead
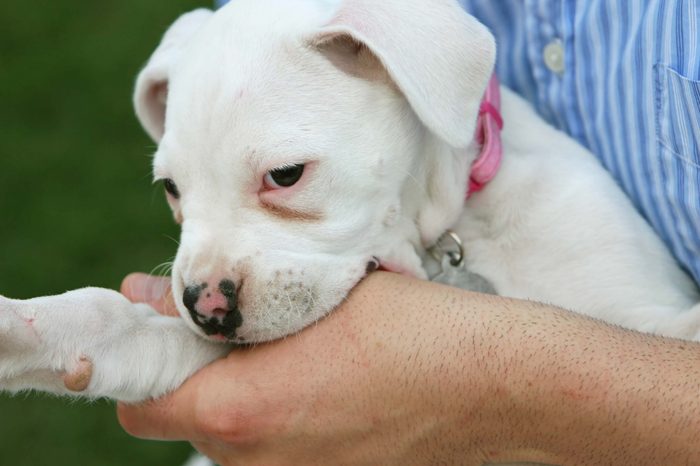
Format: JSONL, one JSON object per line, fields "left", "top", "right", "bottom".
{"left": 162, "top": 0, "right": 345, "bottom": 140}
{"left": 183, "top": 0, "right": 338, "bottom": 69}
{"left": 212, "top": 0, "right": 340, "bottom": 32}
{"left": 156, "top": 0, "right": 409, "bottom": 185}
{"left": 159, "top": 2, "right": 391, "bottom": 166}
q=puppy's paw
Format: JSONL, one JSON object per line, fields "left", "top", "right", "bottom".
{"left": 0, "top": 289, "right": 228, "bottom": 401}
{"left": 0, "top": 290, "right": 126, "bottom": 396}
{"left": 0, "top": 296, "right": 42, "bottom": 352}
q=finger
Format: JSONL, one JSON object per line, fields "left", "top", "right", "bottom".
{"left": 191, "top": 440, "right": 245, "bottom": 466}
{"left": 116, "top": 358, "right": 234, "bottom": 442}
{"left": 117, "top": 383, "right": 199, "bottom": 441}
{"left": 120, "top": 273, "right": 169, "bottom": 302}
{"left": 121, "top": 273, "right": 179, "bottom": 317}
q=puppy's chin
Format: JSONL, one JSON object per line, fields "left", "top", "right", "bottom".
{"left": 178, "top": 303, "right": 333, "bottom": 345}
{"left": 234, "top": 275, "right": 367, "bottom": 343}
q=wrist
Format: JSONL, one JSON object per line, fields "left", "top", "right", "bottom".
{"left": 420, "top": 291, "right": 553, "bottom": 464}
{"left": 412, "top": 291, "right": 593, "bottom": 464}
{"left": 353, "top": 275, "right": 522, "bottom": 464}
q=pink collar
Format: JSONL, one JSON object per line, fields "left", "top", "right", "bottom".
{"left": 467, "top": 75, "right": 503, "bottom": 196}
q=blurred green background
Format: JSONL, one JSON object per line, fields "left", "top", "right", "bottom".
{"left": 0, "top": 1, "right": 210, "bottom": 464}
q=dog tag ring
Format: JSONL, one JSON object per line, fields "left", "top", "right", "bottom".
{"left": 429, "top": 231, "right": 497, "bottom": 294}
{"left": 431, "top": 255, "right": 497, "bottom": 294}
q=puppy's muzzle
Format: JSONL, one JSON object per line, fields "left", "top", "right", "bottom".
{"left": 183, "top": 279, "right": 243, "bottom": 339}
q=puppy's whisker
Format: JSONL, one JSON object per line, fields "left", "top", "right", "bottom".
{"left": 149, "top": 262, "right": 169, "bottom": 276}
{"left": 164, "top": 287, "right": 176, "bottom": 311}
{"left": 283, "top": 288, "right": 294, "bottom": 338}
{"left": 163, "top": 235, "right": 181, "bottom": 247}
{"left": 149, "top": 258, "right": 175, "bottom": 279}
{"left": 141, "top": 169, "right": 155, "bottom": 182}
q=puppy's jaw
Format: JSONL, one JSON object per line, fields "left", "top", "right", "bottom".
{"left": 171, "top": 249, "right": 369, "bottom": 343}
{"left": 235, "top": 267, "right": 361, "bottom": 343}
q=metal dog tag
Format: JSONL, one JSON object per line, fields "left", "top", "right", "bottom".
{"left": 431, "top": 255, "right": 497, "bottom": 294}
{"left": 427, "top": 230, "right": 497, "bottom": 294}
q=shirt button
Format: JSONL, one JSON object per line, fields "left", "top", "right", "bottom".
{"left": 543, "top": 39, "right": 565, "bottom": 74}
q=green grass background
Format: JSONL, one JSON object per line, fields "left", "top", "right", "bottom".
{"left": 0, "top": 1, "right": 211, "bottom": 464}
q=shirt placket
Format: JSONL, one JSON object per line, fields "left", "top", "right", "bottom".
{"left": 524, "top": 0, "right": 578, "bottom": 136}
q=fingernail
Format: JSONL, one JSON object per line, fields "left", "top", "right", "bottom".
{"left": 123, "top": 273, "right": 171, "bottom": 302}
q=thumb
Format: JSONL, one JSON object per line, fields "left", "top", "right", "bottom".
{"left": 117, "top": 380, "right": 200, "bottom": 442}
{"left": 120, "top": 273, "right": 179, "bottom": 317}
{"left": 117, "top": 356, "right": 233, "bottom": 442}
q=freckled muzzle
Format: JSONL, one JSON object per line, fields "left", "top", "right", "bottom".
{"left": 183, "top": 279, "right": 243, "bottom": 339}
{"left": 175, "top": 249, "right": 378, "bottom": 343}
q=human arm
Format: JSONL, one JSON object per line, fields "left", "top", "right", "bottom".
{"left": 117, "top": 272, "right": 700, "bottom": 465}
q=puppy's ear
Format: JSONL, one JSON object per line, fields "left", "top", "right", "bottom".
{"left": 134, "top": 9, "right": 213, "bottom": 142}
{"left": 311, "top": 0, "right": 496, "bottom": 149}
{"left": 312, "top": 0, "right": 495, "bottom": 244}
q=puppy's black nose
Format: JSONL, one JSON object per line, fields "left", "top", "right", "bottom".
{"left": 182, "top": 279, "right": 243, "bottom": 338}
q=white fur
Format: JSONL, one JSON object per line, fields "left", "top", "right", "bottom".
{"left": 2, "top": 0, "right": 699, "bottom": 408}
{"left": 0, "top": 289, "right": 227, "bottom": 402}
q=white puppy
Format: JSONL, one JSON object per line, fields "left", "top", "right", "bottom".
{"left": 1, "top": 0, "right": 699, "bottom": 406}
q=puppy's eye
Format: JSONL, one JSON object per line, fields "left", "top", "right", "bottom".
{"left": 163, "top": 178, "right": 180, "bottom": 199}
{"left": 263, "top": 164, "right": 305, "bottom": 189}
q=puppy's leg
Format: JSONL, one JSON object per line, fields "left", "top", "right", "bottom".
{"left": 0, "top": 288, "right": 229, "bottom": 402}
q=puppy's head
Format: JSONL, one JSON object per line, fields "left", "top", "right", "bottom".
{"left": 134, "top": 0, "right": 495, "bottom": 343}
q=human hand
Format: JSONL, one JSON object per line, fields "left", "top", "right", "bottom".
{"left": 117, "top": 272, "right": 506, "bottom": 466}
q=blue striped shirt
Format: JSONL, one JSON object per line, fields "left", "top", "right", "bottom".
{"left": 460, "top": 0, "right": 700, "bottom": 285}
{"left": 216, "top": 0, "right": 700, "bottom": 285}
